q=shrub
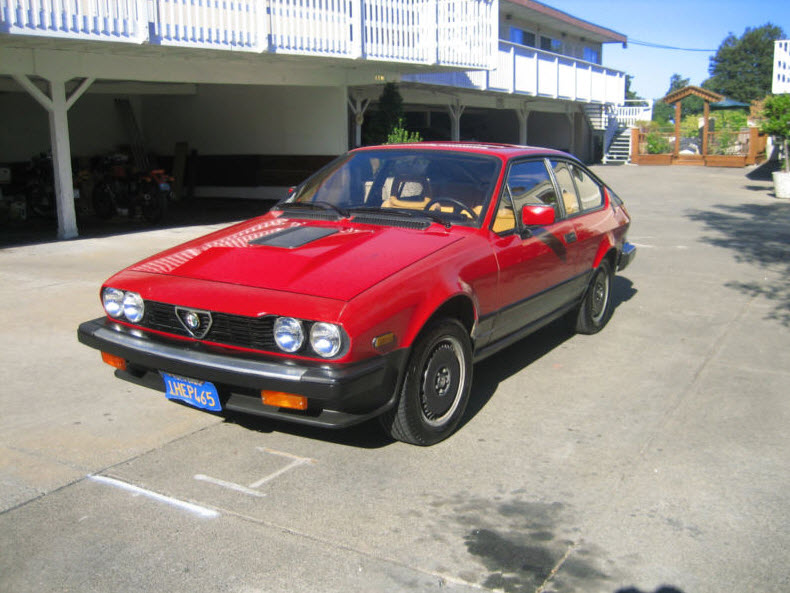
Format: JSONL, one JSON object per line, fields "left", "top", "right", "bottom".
{"left": 646, "top": 132, "right": 671, "bottom": 154}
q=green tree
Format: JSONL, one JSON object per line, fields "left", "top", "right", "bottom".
{"left": 652, "top": 74, "right": 703, "bottom": 124}
{"left": 625, "top": 74, "right": 641, "bottom": 100}
{"left": 363, "top": 82, "right": 405, "bottom": 145}
{"left": 761, "top": 94, "right": 790, "bottom": 172}
{"left": 706, "top": 23, "right": 786, "bottom": 103}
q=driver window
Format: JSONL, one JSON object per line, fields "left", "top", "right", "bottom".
{"left": 507, "top": 160, "right": 557, "bottom": 213}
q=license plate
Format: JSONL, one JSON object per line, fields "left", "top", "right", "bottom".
{"left": 162, "top": 372, "right": 221, "bottom": 412}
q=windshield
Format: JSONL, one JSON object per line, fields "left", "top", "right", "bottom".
{"left": 285, "top": 150, "right": 501, "bottom": 227}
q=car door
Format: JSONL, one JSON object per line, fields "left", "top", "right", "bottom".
{"left": 486, "top": 158, "right": 581, "bottom": 342}
{"left": 548, "top": 159, "right": 607, "bottom": 277}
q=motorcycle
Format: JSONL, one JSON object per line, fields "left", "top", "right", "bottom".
{"left": 92, "top": 154, "right": 172, "bottom": 224}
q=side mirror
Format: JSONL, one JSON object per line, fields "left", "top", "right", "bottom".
{"left": 521, "top": 204, "right": 555, "bottom": 227}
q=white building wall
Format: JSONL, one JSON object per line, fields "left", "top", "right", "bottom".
{"left": 0, "top": 92, "right": 129, "bottom": 162}
{"left": 774, "top": 40, "right": 790, "bottom": 94}
{"left": 142, "top": 84, "right": 348, "bottom": 156}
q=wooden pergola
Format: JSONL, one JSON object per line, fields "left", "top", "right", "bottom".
{"left": 662, "top": 85, "right": 724, "bottom": 158}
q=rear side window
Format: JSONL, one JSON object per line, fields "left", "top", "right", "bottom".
{"left": 571, "top": 165, "right": 603, "bottom": 211}
{"left": 549, "top": 160, "right": 581, "bottom": 216}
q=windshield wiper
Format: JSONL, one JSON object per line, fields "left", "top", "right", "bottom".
{"left": 274, "top": 200, "right": 349, "bottom": 218}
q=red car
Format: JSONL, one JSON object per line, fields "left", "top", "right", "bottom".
{"left": 78, "top": 143, "right": 635, "bottom": 445}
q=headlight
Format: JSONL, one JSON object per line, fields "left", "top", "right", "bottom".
{"left": 122, "top": 292, "right": 145, "bottom": 323}
{"left": 274, "top": 317, "right": 304, "bottom": 353}
{"left": 310, "top": 322, "right": 343, "bottom": 358}
{"left": 102, "top": 287, "right": 125, "bottom": 318}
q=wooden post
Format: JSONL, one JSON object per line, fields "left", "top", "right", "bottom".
{"left": 631, "top": 127, "right": 640, "bottom": 163}
{"left": 702, "top": 101, "right": 710, "bottom": 157}
{"left": 747, "top": 127, "right": 759, "bottom": 165}
{"left": 674, "top": 101, "right": 681, "bottom": 158}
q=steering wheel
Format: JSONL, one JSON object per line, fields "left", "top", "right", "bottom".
{"left": 425, "top": 197, "right": 477, "bottom": 220}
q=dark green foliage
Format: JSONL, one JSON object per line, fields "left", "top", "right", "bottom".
{"left": 761, "top": 94, "right": 790, "bottom": 172}
{"left": 706, "top": 23, "right": 786, "bottom": 103}
{"left": 363, "top": 83, "right": 405, "bottom": 145}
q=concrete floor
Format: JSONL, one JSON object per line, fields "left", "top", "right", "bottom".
{"left": 1, "top": 164, "right": 789, "bottom": 593}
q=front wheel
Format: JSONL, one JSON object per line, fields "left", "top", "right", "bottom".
{"left": 574, "top": 259, "right": 614, "bottom": 334}
{"left": 379, "top": 319, "right": 472, "bottom": 446}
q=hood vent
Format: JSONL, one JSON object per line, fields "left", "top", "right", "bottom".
{"left": 248, "top": 226, "right": 339, "bottom": 248}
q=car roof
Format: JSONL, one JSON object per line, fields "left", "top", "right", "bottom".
{"left": 351, "top": 142, "right": 574, "bottom": 160}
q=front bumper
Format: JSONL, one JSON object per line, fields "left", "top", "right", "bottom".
{"left": 617, "top": 241, "right": 636, "bottom": 271}
{"left": 78, "top": 317, "right": 407, "bottom": 428}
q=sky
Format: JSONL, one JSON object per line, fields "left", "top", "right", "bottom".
{"left": 545, "top": 0, "right": 790, "bottom": 100}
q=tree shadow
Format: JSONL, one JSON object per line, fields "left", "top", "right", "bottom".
{"left": 687, "top": 201, "right": 790, "bottom": 327}
{"left": 616, "top": 587, "right": 685, "bottom": 593}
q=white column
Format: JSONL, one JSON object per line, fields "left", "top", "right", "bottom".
{"left": 13, "top": 75, "right": 94, "bottom": 240}
{"left": 448, "top": 99, "right": 465, "bottom": 142}
{"left": 347, "top": 93, "right": 370, "bottom": 148}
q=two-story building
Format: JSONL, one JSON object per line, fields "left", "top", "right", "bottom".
{"left": 0, "top": 0, "right": 636, "bottom": 239}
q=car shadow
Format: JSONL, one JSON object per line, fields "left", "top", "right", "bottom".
{"left": 460, "top": 274, "right": 635, "bottom": 431}
{"left": 225, "top": 275, "right": 637, "bottom": 449}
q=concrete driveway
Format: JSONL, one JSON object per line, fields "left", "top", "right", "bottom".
{"left": 1, "top": 165, "right": 788, "bottom": 593}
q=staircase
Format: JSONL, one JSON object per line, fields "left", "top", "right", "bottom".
{"left": 114, "top": 98, "right": 149, "bottom": 170}
{"left": 603, "top": 128, "right": 631, "bottom": 164}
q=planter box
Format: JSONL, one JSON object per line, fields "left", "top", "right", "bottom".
{"left": 705, "top": 155, "right": 747, "bottom": 168}
{"left": 634, "top": 154, "right": 672, "bottom": 166}
{"left": 774, "top": 171, "right": 790, "bottom": 199}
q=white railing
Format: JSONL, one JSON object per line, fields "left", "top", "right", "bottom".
{"left": 0, "top": 0, "right": 496, "bottom": 68}
{"left": 612, "top": 99, "right": 653, "bottom": 127}
{"left": 0, "top": 0, "right": 148, "bottom": 42}
{"left": 774, "top": 40, "right": 790, "bottom": 94}
{"left": 404, "top": 40, "right": 626, "bottom": 105}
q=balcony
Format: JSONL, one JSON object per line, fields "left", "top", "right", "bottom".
{"left": 0, "top": 0, "right": 496, "bottom": 69}
{"left": 403, "top": 40, "right": 626, "bottom": 105}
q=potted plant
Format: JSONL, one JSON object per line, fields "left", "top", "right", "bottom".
{"left": 760, "top": 94, "right": 790, "bottom": 198}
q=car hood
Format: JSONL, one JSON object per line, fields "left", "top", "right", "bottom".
{"left": 129, "top": 215, "right": 463, "bottom": 301}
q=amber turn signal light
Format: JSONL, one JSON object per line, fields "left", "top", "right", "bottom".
{"left": 261, "top": 391, "right": 308, "bottom": 411}
{"left": 101, "top": 351, "right": 127, "bottom": 370}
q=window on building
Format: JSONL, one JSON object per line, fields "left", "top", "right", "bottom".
{"left": 509, "top": 27, "right": 536, "bottom": 48}
{"left": 540, "top": 36, "right": 562, "bottom": 54}
{"left": 583, "top": 46, "right": 600, "bottom": 64}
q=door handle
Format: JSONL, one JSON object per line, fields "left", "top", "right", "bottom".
{"left": 564, "top": 231, "right": 577, "bottom": 243}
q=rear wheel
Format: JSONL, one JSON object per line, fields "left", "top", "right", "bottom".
{"left": 574, "top": 259, "right": 614, "bottom": 334}
{"left": 379, "top": 319, "right": 472, "bottom": 446}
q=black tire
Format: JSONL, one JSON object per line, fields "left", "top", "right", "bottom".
{"left": 575, "top": 259, "right": 614, "bottom": 334}
{"left": 379, "top": 319, "right": 473, "bottom": 446}
{"left": 140, "top": 189, "right": 167, "bottom": 223}
{"left": 92, "top": 184, "right": 116, "bottom": 220}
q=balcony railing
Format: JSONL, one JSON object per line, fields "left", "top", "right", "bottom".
{"left": 612, "top": 100, "right": 654, "bottom": 127}
{"left": 0, "top": 0, "right": 496, "bottom": 69}
{"left": 403, "top": 40, "right": 625, "bottom": 105}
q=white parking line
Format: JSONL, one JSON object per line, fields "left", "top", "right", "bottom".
{"left": 249, "top": 447, "right": 314, "bottom": 488}
{"left": 193, "top": 446, "right": 316, "bottom": 498}
{"left": 194, "top": 474, "right": 267, "bottom": 498}
{"left": 89, "top": 475, "right": 219, "bottom": 519}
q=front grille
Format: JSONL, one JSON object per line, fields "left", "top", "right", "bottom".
{"left": 142, "top": 301, "right": 277, "bottom": 352}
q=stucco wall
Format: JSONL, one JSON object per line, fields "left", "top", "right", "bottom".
{"left": 142, "top": 84, "right": 347, "bottom": 156}
{"left": 0, "top": 84, "right": 347, "bottom": 164}
{"left": 0, "top": 92, "right": 129, "bottom": 163}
